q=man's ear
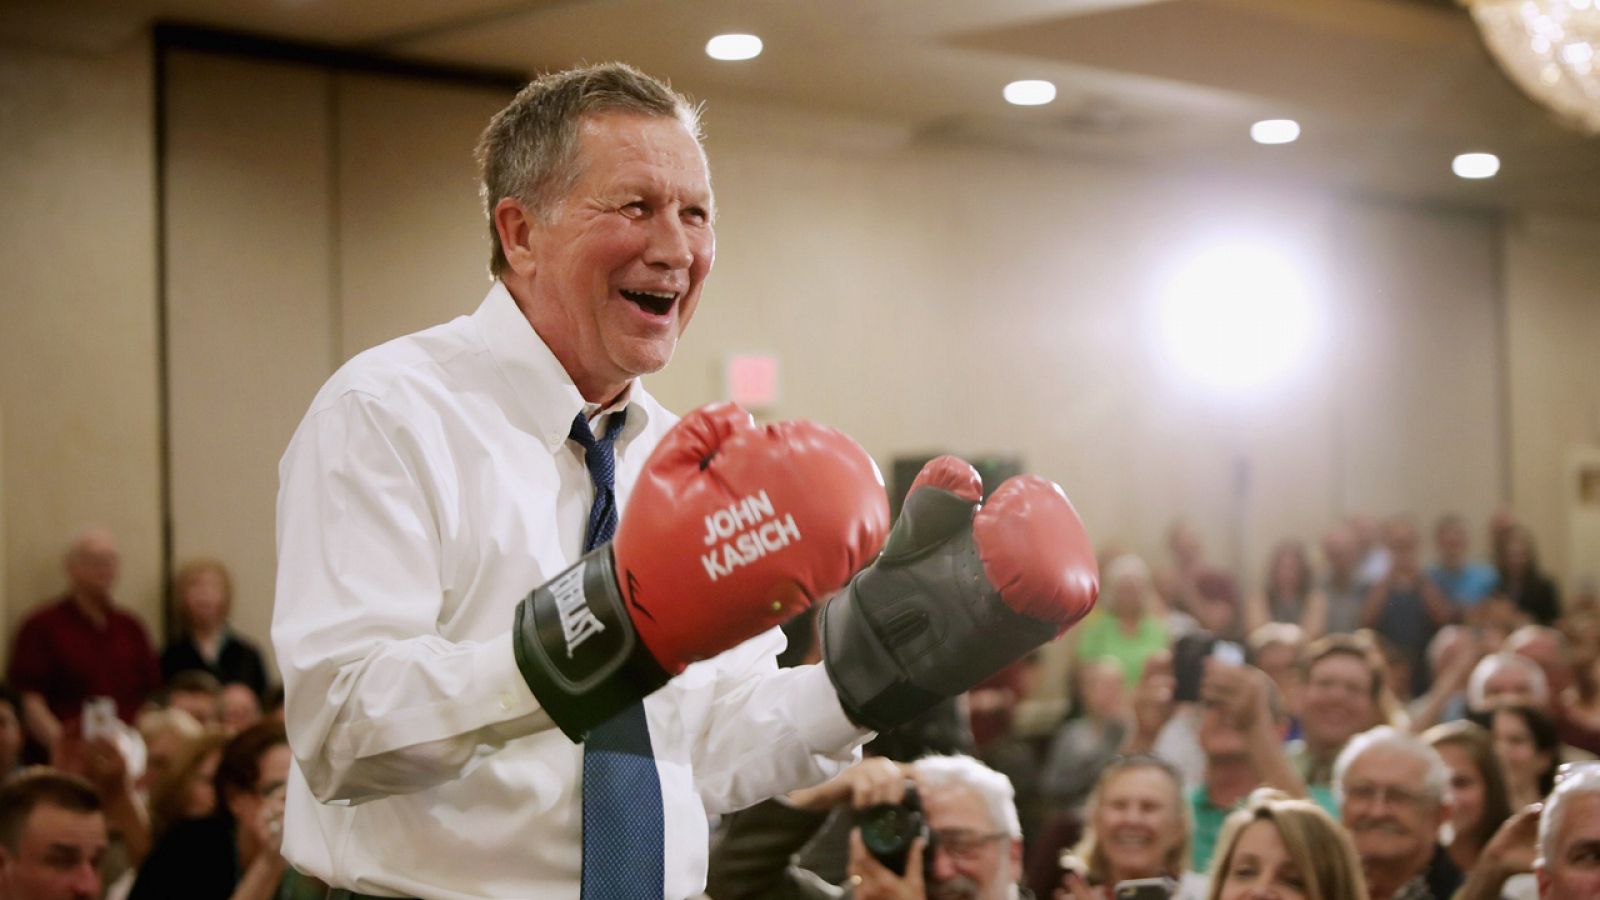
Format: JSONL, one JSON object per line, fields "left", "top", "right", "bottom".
{"left": 494, "top": 196, "right": 539, "bottom": 277}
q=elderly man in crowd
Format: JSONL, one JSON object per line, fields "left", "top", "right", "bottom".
{"left": 6, "top": 529, "right": 160, "bottom": 752}
{"left": 1538, "top": 766, "right": 1600, "bottom": 900}
{"left": 1467, "top": 652, "right": 1551, "bottom": 714}
{"left": 1336, "top": 726, "right": 1461, "bottom": 900}
{"left": 0, "top": 768, "right": 107, "bottom": 900}
{"left": 707, "top": 754, "right": 1027, "bottom": 899}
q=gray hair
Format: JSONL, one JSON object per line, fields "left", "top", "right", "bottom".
{"left": 1333, "top": 725, "right": 1449, "bottom": 804}
{"left": 912, "top": 754, "right": 1022, "bottom": 839}
{"left": 1467, "top": 651, "right": 1550, "bottom": 711}
{"left": 1540, "top": 765, "right": 1600, "bottom": 868}
{"left": 475, "top": 62, "right": 704, "bottom": 276}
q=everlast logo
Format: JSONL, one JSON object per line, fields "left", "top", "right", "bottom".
{"left": 700, "top": 490, "right": 801, "bottom": 582}
{"left": 549, "top": 560, "right": 606, "bottom": 658}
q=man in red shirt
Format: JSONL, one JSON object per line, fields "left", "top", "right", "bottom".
{"left": 7, "top": 528, "right": 160, "bottom": 755}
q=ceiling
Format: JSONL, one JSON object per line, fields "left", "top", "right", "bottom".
{"left": 6, "top": 0, "right": 1598, "bottom": 214}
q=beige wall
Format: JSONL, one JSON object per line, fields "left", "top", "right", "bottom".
{"left": 162, "top": 53, "right": 512, "bottom": 679}
{"left": 0, "top": 36, "right": 163, "bottom": 661}
{"left": 3, "top": 40, "right": 1598, "bottom": 677}
{"left": 1505, "top": 213, "right": 1600, "bottom": 587}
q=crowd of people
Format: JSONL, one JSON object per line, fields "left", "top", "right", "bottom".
{"left": 0, "top": 527, "right": 315, "bottom": 899}
{"left": 702, "top": 511, "right": 1599, "bottom": 900}
{"left": 1, "top": 511, "right": 1596, "bottom": 899}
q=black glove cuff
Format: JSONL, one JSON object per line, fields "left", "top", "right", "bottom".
{"left": 512, "top": 545, "right": 670, "bottom": 742}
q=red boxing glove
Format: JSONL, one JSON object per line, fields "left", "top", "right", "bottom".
{"left": 514, "top": 403, "right": 889, "bottom": 740}
{"left": 616, "top": 403, "right": 889, "bottom": 673}
{"left": 821, "top": 456, "right": 1097, "bottom": 731}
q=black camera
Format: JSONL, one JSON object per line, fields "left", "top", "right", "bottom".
{"left": 854, "top": 782, "right": 931, "bottom": 876}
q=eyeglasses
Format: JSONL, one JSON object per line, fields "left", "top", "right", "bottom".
{"left": 1343, "top": 781, "right": 1430, "bottom": 809}
{"left": 931, "top": 829, "right": 1009, "bottom": 862}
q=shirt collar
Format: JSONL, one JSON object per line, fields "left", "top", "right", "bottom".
{"left": 472, "top": 281, "right": 653, "bottom": 452}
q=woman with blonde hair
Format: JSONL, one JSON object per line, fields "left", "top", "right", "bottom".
{"left": 1207, "top": 789, "right": 1365, "bottom": 900}
{"left": 145, "top": 729, "right": 229, "bottom": 842}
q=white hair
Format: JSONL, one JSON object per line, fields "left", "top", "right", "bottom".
{"left": 912, "top": 754, "right": 1022, "bottom": 839}
{"left": 1467, "top": 652, "right": 1550, "bottom": 711}
{"left": 1539, "top": 765, "right": 1600, "bottom": 868}
{"left": 1333, "top": 725, "right": 1449, "bottom": 804}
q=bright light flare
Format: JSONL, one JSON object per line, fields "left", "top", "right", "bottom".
{"left": 1003, "top": 80, "right": 1056, "bottom": 106}
{"left": 1452, "top": 152, "right": 1500, "bottom": 179}
{"left": 706, "top": 34, "right": 763, "bottom": 61}
{"left": 1250, "top": 119, "right": 1301, "bottom": 144}
{"left": 1158, "top": 241, "right": 1318, "bottom": 392}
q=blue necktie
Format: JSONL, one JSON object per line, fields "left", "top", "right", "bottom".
{"left": 573, "top": 411, "right": 665, "bottom": 900}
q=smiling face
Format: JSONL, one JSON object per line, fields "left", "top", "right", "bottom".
{"left": 1092, "top": 766, "right": 1184, "bottom": 882}
{"left": 1301, "top": 653, "right": 1377, "bottom": 752}
{"left": 1339, "top": 747, "right": 1444, "bottom": 871}
{"left": 504, "top": 111, "right": 714, "bottom": 403}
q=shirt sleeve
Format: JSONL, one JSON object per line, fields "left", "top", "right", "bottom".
{"left": 688, "top": 629, "right": 869, "bottom": 815}
{"left": 272, "top": 391, "right": 549, "bottom": 805}
{"left": 7, "top": 616, "right": 52, "bottom": 698}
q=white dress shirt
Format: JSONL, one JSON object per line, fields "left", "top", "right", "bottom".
{"left": 273, "top": 282, "right": 866, "bottom": 899}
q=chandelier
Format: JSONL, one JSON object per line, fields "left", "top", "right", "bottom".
{"left": 1462, "top": 0, "right": 1600, "bottom": 135}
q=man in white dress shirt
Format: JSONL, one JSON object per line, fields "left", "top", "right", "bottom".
{"left": 272, "top": 63, "right": 880, "bottom": 899}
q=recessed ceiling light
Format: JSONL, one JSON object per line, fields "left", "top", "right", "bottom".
{"left": 1452, "top": 152, "right": 1500, "bottom": 179}
{"left": 705, "top": 34, "right": 762, "bottom": 61}
{"left": 1250, "top": 119, "right": 1300, "bottom": 144}
{"left": 1003, "top": 80, "right": 1056, "bottom": 106}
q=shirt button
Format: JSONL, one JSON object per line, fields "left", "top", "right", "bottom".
{"left": 498, "top": 692, "right": 514, "bottom": 711}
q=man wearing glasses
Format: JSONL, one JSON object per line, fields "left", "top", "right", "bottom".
{"left": 707, "top": 754, "right": 1026, "bottom": 899}
{"left": 1335, "top": 726, "right": 1460, "bottom": 900}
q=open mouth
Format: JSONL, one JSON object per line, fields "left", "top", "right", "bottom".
{"left": 620, "top": 288, "right": 677, "bottom": 316}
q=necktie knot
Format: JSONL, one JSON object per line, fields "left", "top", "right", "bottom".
{"left": 570, "top": 411, "right": 625, "bottom": 552}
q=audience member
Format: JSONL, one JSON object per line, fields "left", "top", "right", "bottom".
{"left": 1351, "top": 515, "right": 1391, "bottom": 587}
{"left": 1335, "top": 726, "right": 1460, "bottom": 900}
{"left": 1429, "top": 514, "right": 1500, "bottom": 611}
{"left": 1491, "top": 705, "right": 1560, "bottom": 810}
{"left": 1042, "top": 659, "right": 1128, "bottom": 814}
{"left": 1362, "top": 519, "right": 1456, "bottom": 698}
{"left": 162, "top": 670, "right": 222, "bottom": 730}
{"left": 1248, "top": 624, "right": 1306, "bottom": 732}
{"left": 1467, "top": 652, "right": 1551, "bottom": 714}
{"left": 1407, "top": 626, "right": 1481, "bottom": 732}
{"left": 1188, "top": 661, "right": 1325, "bottom": 873}
{"left": 47, "top": 719, "right": 151, "bottom": 883}
{"left": 1155, "top": 520, "right": 1209, "bottom": 618}
{"left": 6, "top": 529, "right": 160, "bottom": 752}
{"left": 145, "top": 730, "right": 227, "bottom": 842}
{"left": 129, "top": 722, "right": 315, "bottom": 900}
{"left": 132, "top": 708, "right": 202, "bottom": 799}
{"left": 219, "top": 684, "right": 262, "bottom": 736}
{"left": 0, "top": 769, "right": 107, "bottom": 900}
{"left": 160, "top": 560, "right": 268, "bottom": 699}
{"left": 1060, "top": 755, "right": 1205, "bottom": 899}
{"left": 1073, "top": 555, "right": 1169, "bottom": 689}
{"left": 1495, "top": 526, "right": 1561, "bottom": 626}
{"left": 1422, "top": 721, "right": 1512, "bottom": 875}
{"left": 1246, "top": 539, "right": 1327, "bottom": 640}
{"left": 1537, "top": 764, "right": 1600, "bottom": 900}
{"left": 1184, "top": 570, "right": 1246, "bottom": 644}
{"left": 1206, "top": 788, "right": 1367, "bottom": 900}
{"left": 1322, "top": 524, "right": 1370, "bottom": 636}
{"left": 706, "top": 754, "right": 1024, "bottom": 899}
{"left": 1507, "top": 626, "right": 1600, "bottom": 756}
{"left": 1288, "top": 636, "right": 1389, "bottom": 789}
{"left": 1558, "top": 614, "right": 1600, "bottom": 733}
